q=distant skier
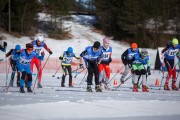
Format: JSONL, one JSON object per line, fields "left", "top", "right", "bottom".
{"left": 162, "top": 38, "right": 180, "bottom": 90}
{"left": 31, "top": 35, "right": 52, "bottom": 88}
{"left": 59, "top": 47, "right": 79, "bottom": 87}
{"left": 98, "top": 38, "right": 112, "bottom": 89}
{"left": 6, "top": 45, "right": 21, "bottom": 87}
{"left": 131, "top": 49, "right": 151, "bottom": 92}
{"left": 120, "top": 43, "right": 140, "bottom": 84}
{"left": 0, "top": 41, "right": 7, "bottom": 52}
{"left": 17, "top": 43, "right": 44, "bottom": 93}
{"left": 79, "top": 41, "right": 104, "bottom": 92}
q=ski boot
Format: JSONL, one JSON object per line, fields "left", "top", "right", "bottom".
{"left": 16, "top": 80, "right": 20, "bottom": 87}
{"left": 20, "top": 87, "right": 25, "bottom": 93}
{"left": 95, "top": 85, "right": 102, "bottom": 92}
{"left": 142, "top": 85, "right": 149, "bottom": 92}
{"left": 87, "top": 85, "right": 93, "bottom": 92}
{"left": 9, "top": 80, "right": 14, "bottom": 87}
{"left": 69, "top": 83, "right": 74, "bottom": 87}
{"left": 132, "top": 84, "right": 139, "bottom": 92}
{"left": 120, "top": 77, "right": 124, "bottom": 84}
{"left": 37, "top": 83, "right": 43, "bottom": 88}
{"left": 172, "top": 81, "right": 178, "bottom": 91}
{"left": 164, "top": 82, "right": 170, "bottom": 90}
{"left": 104, "top": 83, "right": 110, "bottom": 90}
{"left": 27, "top": 87, "right": 33, "bottom": 92}
{"left": 61, "top": 83, "right": 65, "bottom": 87}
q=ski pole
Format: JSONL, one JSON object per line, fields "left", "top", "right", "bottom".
{"left": 6, "top": 69, "right": 16, "bottom": 93}
{"left": 109, "top": 69, "right": 120, "bottom": 83}
{"left": 79, "top": 70, "right": 88, "bottom": 85}
{"left": 5, "top": 49, "right": 8, "bottom": 87}
{"left": 52, "top": 65, "right": 61, "bottom": 77}
{"left": 33, "top": 54, "right": 51, "bottom": 91}
{"left": 159, "top": 70, "right": 166, "bottom": 90}
{"left": 5, "top": 62, "right": 12, "bottom": 93}
{"left": 113, "top": 74, "right": 133, "bottom": 91}
{"left": 74, "top": 67, "right": 86, "bottom": 78}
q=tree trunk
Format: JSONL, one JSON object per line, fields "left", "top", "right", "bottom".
{"left": 21, "top": 3, "right": 28, "bottom": 34}
{"left": 8, "top": 0, "right": 11, "bottom": 33}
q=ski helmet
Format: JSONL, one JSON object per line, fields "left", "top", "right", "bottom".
{"left": 140, "top": 49, "right": 148, "bottom": 57}
{"left": 172, "top": 38, "right": 179, "bottom": 45}
{"left": 67, "top": 47, "right": 73, "bottom": 53}
{"left": 37, "top": 35, "right": 44, "bottom": 42}
{"left": 93, "top": 41, "right": 101, "bottom": 48}
{"left": 15, "top": 45, "right": 21, "bottom": 51}
{"left": 131, "top": 43, "right": 138, "bottom": 49}
{"left": 26, "top": 43, "right": 33, "bottom": 51}
{"left": 103, "top": 38, "right": 109, "bottom": 44}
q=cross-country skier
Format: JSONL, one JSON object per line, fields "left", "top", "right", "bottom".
{"left": 17, "top": 43, "right": 44, "bottom": 93}
{"left": 59, "top": 47, "right": 79, "bottom": 87}
{"left": 0, "top": 41, "right": 7, "bottom": 52}
{"left": 161, "top": 38, "right": 180, "bottom": 90}
{"left": 98, "top": 38, "right": 112, "bottom": 89}
{"left": 120, "top": 43, "right": 140, "bottom": 84}
{"left": 30, "top": 34, "right": 52, "bottom": 88}
{"left": 131, "top": 49, "right": 151, "bottom": 92}
{"left": 6, "top": 45, "right": 21, "bottom": 87}
{"left": 79, "top": 41, "right": 104, "bottom": 92}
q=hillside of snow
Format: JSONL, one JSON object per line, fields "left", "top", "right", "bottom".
{"left": 0, "top": 14, "right": 180, "bottom": 120}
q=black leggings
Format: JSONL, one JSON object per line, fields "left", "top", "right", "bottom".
{"left": 61, "top": 65, "right": 72, "bottom": 84}
{"left": 87, "top": 61, "right": 99, "bottom": 85}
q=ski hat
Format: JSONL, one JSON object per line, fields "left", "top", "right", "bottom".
{"left": 172, "top": 38, "right": 179, "bottom": 45}
{"left": 131, "top": 43, "right": 138, "bottom": 49}
{"left": 26, "top": 43, "right": 33, "bottom": 51}
{"left": 37, "top": 35, "right": 44, "bottom": 42}
{"left": 67, "top": 47, "right": 73, "bottom": 53}
{"left": 93, "top": 41, "right": 101, "bottom": 48}
{"left": 15, "top": 45, "right": 21, "bottom": 51}
{"left": 140, "top": 49, "right": 148, "bottom": 57}
{"left": 103, "top": 38, "right": 109, "bottom": 44}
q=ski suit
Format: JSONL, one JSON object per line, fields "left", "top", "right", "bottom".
{"left": 132, "top": 54, "right": 151, "bottom": 87}
{"left": 80, "top": 46, "right": 104, "bottom": 86}
{"left": 6, "top": 49, "right": 21, "bottom": 86}
{"left": 59, "top": 51, "right": 79, "bottom": 87}
{"left": 98, "top": 46, "right": 112, "bottom": 85}
{"left": 30, "top": 40, "right": 51, "bottom": 84}
{"left": 121, "top": 48, "right": 139, "bottom": 82}
{"left": 162, "top": 44, "right": 180, "bottom": 83}
{"left": 17, "top": 49, "right": 44, "bottom": 88}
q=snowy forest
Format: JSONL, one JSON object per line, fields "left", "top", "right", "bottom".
{"left": 1, "top": 0, "right": 180, "bottom": 48}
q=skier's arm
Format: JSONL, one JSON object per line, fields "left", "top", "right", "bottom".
{"left": 121, "top": 49, "right": 128, "bottom": 65}
{"left": 44, "top": 43, "right": 53, "bottom": 55}
{"left": 6, "top": 49, "right": 13, "bottom": 57}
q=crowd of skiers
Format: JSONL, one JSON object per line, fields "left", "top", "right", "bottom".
{"left": 0, "top": 35, "right": 180, "bottom": 93}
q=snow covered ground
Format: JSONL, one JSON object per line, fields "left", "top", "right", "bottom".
{"left": 0, "top": 14, "right": 180, "bottom": 120}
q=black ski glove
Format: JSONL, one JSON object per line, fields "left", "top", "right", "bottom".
{"left": 3, "top": 42, "right": 7, "bottom": 48}
{"left": 79, "top": 63, "right": 84, "bottom": 69}
{"left": 49, "top": 50, "right": 53, "bottom": 55}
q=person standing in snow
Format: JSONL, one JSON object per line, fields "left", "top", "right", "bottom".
{"left": 79, "top": 41, "right": 104, "bottom": 92}
{"left": 59, "top": 47, "right": 79, "bottom": 87}
{"left": 161, "top": 38, "right": 180, "bottom": 91}
{"left": 17, "top": 43, "right": 44, "bottom": 93}
{"left": 120, "top": 43, "right": 140, "bottom": 84}
{"left": 30, "top": 34, "right": 52, "bottom": 88}
{"left": 0, "top": 41, "right": 7, "bottom": 52}
{"left": 98, "top": 38, "right": 112, "bottom": 89}
{"left": 131, "top": 49, "right": 151, "bottom": 92}
{"left": 6, "top": 45, "right": 21, "bottom": 87}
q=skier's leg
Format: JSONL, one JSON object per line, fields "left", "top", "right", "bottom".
{"left": 61, "top": 65, "right": 67, "bottom": 87}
